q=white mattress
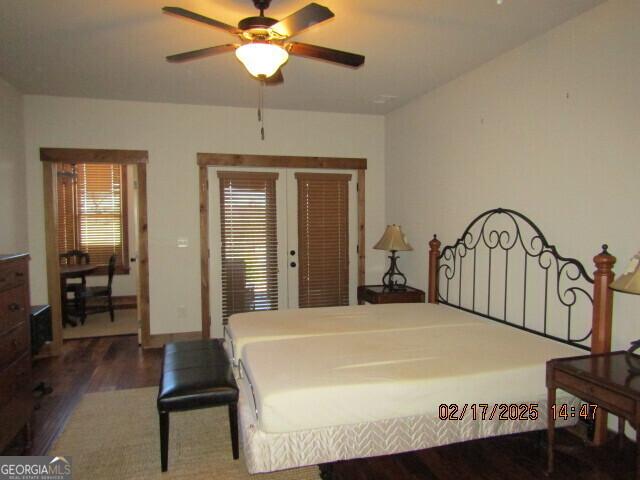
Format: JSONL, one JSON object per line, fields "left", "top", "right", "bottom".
{"left": 240, "top": 312, "right": 585, "bottom": 434}
{"left": 225, "top": 303, "right": 479, "bottom": 364}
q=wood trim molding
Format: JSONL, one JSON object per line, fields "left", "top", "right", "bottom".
{"left": 197, "top": 153, "right": 366, "bottom": 170}
{"left": 40, "top": 148, "right": 149, "bottom": 164}
{"left": 41, "top": 153, "right": 152, "bottom": 354}
{"left": 115, "top": 295, "right": 137, "bottom": 309}
{"left": 199, "top": 155, "right": 367, "bottom": 339}
{"left": 146, "top": 331, "right": 202, "bottom": 349}
{"left": 84, "top": 295, "right": 137, "bottom": 310}
{"left": 43, "top": 162, "right": 63, "bottom": 355}
{"left": 199, "top": 165, "right": 210, "bottom": 339}
{"left": 357, "top": 169, "right": 366, "bottom": 286}
{"left": 136, "top": 164, "right": 151, "bottom": 348}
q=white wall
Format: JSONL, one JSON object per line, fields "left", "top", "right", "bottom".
{"left": 0, "top": 78, "right": 27, "bottom": 252}
{"left": 23, "top": 96, "right": 386, "bottom": 335}
{"left": 386, "top": 0, "right": 640, "bottom": 351}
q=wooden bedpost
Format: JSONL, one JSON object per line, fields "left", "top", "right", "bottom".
{"left": 592, "top": 245, "right": 616, "bottom": 354}
{"left": 428, "top": 235, "right": 441, "bottom": 304}
{"left": 591, "top": 244, "right": 616, "bottom": 445}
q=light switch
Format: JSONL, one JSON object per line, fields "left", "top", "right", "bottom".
{"left": 177, "top": 237, "right": 189, "bottom": 248}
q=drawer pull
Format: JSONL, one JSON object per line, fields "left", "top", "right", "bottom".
{"left": 8, "top": 303, "right": 20, "bottom": 312}
{"left": 12, "top": 339, "right": 18, "bottom": 348}
{"left": 15, "top": 272, "right": 24, "bottom": 278}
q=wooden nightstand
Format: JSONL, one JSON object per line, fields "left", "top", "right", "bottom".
{"left": 547, "top": 351, "right": 640, "bottom": 478}
{"left": 357, "top": 285, "right": 425, "bottom": 305}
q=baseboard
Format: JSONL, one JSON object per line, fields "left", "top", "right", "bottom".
{"left": 146, "top": 331, "right": 203, "bottom": 349}
{"left": 84, "top": 295, "right": 137, "bottom": 310}
{"left": 114, "top": 295, "right": 137, "bottom": 309}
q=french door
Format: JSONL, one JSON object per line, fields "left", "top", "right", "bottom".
{"left": 208, "top": 167, "right": 357, "bottom": 336}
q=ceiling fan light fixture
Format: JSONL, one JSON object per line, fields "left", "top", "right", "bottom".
{"left": 235, "top": 42, "right": 289, "bottom": 78}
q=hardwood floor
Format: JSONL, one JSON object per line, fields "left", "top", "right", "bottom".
{"left": 8, "top": 335, "right": 636, "bottom": 478}
{"left": 26, "top": 334, "right": 162, "bottom": 456}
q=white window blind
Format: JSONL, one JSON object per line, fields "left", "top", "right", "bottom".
{"left": 296, "top": 173, "right": 351, "bottom": 308}
{"left": 218, "top": 171, "right": 279, "bottom": 323}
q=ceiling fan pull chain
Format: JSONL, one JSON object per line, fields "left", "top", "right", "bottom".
{"left": 257, "top": 82, "right": 262, "bottom": 122}
{"left": 259, "top": 81, "right": 265, "bottom": 141}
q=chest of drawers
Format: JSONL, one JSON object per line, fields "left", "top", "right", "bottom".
{"left": 0, "top": 254, "right": 32, "bottom": 452}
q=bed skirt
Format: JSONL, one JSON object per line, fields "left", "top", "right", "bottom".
{"left": 237, "top": 380, "right": 580, "bottom": 474}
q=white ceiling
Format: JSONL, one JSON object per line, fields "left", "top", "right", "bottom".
{"left": 0, "top": 0, "right": 604, "bottom": 114}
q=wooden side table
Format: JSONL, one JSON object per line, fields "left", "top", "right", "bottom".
{"left": 357, "top": 285, "right": 425, "bottom": 305}
{"left": 547, "top": 351, "right": 640, "bottom": 478}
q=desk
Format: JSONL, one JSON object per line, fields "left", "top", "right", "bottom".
{"left": 547, "top": 351, "right": 640, "bottom": 478}
{"left": 357, "top": 285, "right": 425, "bottom": 305}
{"left": 60, "top": 264, "right": 96, "bottom": 327}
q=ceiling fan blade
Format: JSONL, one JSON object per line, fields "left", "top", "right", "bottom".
{"left": 288, "top": 42, "right": 365, "bottom": 67}
{"left": 162, "top": 7, "right": 241, "bottom": 35}
{"left": 263, "top": 69, "right": 284, "bottom": 85}
{"left": 166, "top": 44, "right": 237, "bottom": 63}
{"left": 269, "top": 3, "right": 334, "bottom": 38}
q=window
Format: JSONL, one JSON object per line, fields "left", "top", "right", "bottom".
{"left": 57, "top": 163, "right": 129, "bottom": 274}
{"left": 218, "top": 171, "right": 279, "bottom": 323}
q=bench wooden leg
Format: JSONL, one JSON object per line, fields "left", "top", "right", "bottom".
{"left": 159, "top": 411, "right": 169, "bottom": 472}
{"left": 228, "top": 403, "right": 239, "bottom": 460}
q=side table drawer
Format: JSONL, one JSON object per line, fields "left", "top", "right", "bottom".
{"left": 556, "top": 370, "right": 635, "bottom": 416}
{"left": 358, "top": 286, "right": 425, "bottom": 304}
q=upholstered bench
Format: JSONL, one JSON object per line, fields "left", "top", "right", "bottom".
{"left": 157, "top": 339, "right": 239, "bottom": 472}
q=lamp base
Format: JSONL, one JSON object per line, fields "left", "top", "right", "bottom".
{"left": 381, "top": 251, "right": 407, "bottom": 292}
{"left": 625, "top": 339, "right": 640, "bottom": 374}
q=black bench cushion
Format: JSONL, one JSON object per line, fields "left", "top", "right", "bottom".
{"left": 164, "top": 339, "right": 219, "bottom": 354}
{"left": 158, "top": 339, "right": 238, "bottom": 412}
{"left": 163, "top": 348, "right": 230, "bottom": 370}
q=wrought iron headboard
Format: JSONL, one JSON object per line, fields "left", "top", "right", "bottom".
{"left": 429, "top": 208, "right": 607, "bottom": 351}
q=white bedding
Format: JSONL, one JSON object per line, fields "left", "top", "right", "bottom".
{"left": 238, "top": 377, "right": 580, "bottom": 474}
{"left": 240, "top": 311, "right": 584, "bottom": 434}
{"left": 225, "top": 303, "right": 479, "bottom": 364}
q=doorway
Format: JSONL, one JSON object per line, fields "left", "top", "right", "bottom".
{"left": 208, "top": 167, "right": 358, "bottom": 335}
{"left": 198, "top": 153, "right": 366, "bottom": 339}
{"left": 40, "top": 148, "right": 151, "bottom": 353}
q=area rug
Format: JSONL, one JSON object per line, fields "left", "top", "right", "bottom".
{"left": 63, "top": 309, "right": 138, "bottom": 340}
{"left": 49, "top": 387, "right": 320, "bottom": 479}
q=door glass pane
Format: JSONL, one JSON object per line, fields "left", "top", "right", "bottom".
{"left": 218, "top": 171, "right": 279, "bottom": 322}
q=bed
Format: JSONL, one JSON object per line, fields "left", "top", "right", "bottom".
{"left": 226, "top": 208, "right": 616, "bottom": 475}
{"left": 224, "top": 302, "right": 479, "bottom": 366}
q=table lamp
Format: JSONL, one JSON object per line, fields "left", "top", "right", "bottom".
{"left": 609, "top": 251, "right": 640, "bottom": 372}
{"left": 374, "top": 224, "right": 413, "bottom": 291}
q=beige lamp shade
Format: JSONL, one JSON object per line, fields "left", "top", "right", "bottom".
{"left": 610, "top": 251, "right": 640, "bottom": 295}
{"left": 373, "top": 224, "right": 413, "bottom": 252}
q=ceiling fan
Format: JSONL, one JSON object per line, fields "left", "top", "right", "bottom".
{"left": 163, "top": 1, "right": 365, "bottom": 85}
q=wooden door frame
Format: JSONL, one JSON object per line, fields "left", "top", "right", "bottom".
{"left": 40, "top": 147, "right": 151, "bottom": 354}
{"left": 198, "top": 153, "right": 367, "bottom": 339}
